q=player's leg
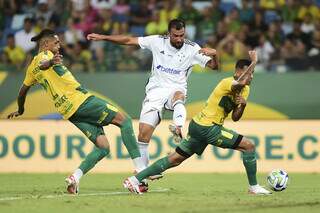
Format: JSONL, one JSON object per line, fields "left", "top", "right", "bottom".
{"left": 168, "top": 90, "right": 186, "bottom": 143}
{"left": 110, "top": 111, "right": 145, "bottom": 172}
{"left": 137, "top": 122, "right": 155, "bottom": 167}
{"left": 124, "top": 120, "right": 206, "bottom": 194}
{"left": 66, "top": 120, "right": 110, "bottom": 194}
{"left": 212, "top": 126, "right": 271, "bottom": 194}
{"left": 235, "top": 137, "right": 271, "bottom": 194}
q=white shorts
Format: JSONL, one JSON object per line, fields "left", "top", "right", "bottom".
{"left": 139, "top": 86, "right": 186, "bottom": 127}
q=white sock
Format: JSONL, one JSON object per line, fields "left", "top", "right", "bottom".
{"left": 72, "top": 168, "right": 83, "bottom": 183}
{"left": 173, "top": 102, "right": 186, "bottom": 127}
{"left": 137, "top": 141, "right": 149, "bottom": 167}
{"left": 132, "top": 157, "right": 146, "bottom": 172}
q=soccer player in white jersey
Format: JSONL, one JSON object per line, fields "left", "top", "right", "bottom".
{"left": 85, "top": 19, "right": 218, "bottom": 180}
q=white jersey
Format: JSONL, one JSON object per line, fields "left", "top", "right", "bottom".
{"left": 138, "top": 35, "right": 211, "bottom": 91}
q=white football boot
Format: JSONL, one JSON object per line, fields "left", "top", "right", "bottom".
{"left": 123, "top": 176, "right": 144, "bottom": 195}
{"left": 65, "top": 175, "right": 79, "bottom": 195}
{"left": 248, "top": 184, "right": 272, "bottom": 195}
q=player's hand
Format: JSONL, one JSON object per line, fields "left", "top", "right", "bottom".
{"left": 248, "top": 50, "right": 258, "bottom": 63}
{"left": 7, "top": 111, "right": 23, "bottom": 119}
{"left": 87, "top": 33, "right": 105, "bottom": 41}
{"left": 52, "top": 53, "right": 63, "bottom": 65}
{"left": 234, "top": 94, "right": 246, "bottom": 106}
{"left": 199, "top": 48, "right": 217, "bottom": 56}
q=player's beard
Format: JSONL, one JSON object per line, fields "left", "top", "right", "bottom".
{"left": 171, "top": 41, "right": 183, "bottom": 49}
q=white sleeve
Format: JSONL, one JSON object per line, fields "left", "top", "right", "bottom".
{"left": 191, "top": 44, "right": 211, "bottom": 68}
{"left": 138, "top": 35, "right": 159, "bottom": 50}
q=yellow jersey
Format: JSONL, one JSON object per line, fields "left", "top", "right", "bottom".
{"left": 193, "top": 77, "right": 250, "bottom": 126}
{"left": 23, "top": 50, "right": 92, "bottom": 119}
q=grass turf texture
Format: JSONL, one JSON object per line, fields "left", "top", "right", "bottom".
{"left": 0, "top": 173, "right": 319, "bottom": 213}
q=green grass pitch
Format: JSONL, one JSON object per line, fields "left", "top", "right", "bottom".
{"left": 0, "top": 173, "right": 319, "bottom": 213}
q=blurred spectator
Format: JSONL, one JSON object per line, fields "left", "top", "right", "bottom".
{"left": 256, "top": 34, "right": 275, "bottom": 70}
{"left": 33, "top": 16, "right": 45, "bottom": 34}
{"left": 239, "top": 0, "right": 254, "bottom": 24}
{"left": 280, "top": 38, "right": 307, "bottom": 71}
{"left": 90, "top": 0, "right": 116, "bottom": 10}
{"left": 224, "top": 8, "right": 241, "bottom": 33}
{"left": 67, "top": 41, "right": 94, "bottom": 72}
{"left": 179, "top": 0, "right": 201, "bottom": 40}
{"left": 116, "top": 46, "right": 139, "bottom": 72}
{"left": 145, "top": 11, "right": 167, "bottom": 35}
{"left": 287, "top": 19, "right": 312, "bottom": 50}
{"left": 129, "top": 0, "right": 152, "bottom": 36}
{"left": 217, "top": 34, "right": 247, "bottom": 72}
{"left": 301, "top": 13, "right": 315, "bottom": 34}
{"left": 20, "top": 0, "right": 37, "bottom": 16}
{"left": 197, "top": 6, "right": 216, "bottom": 43}
{"left": 112, "top": 0, "right": 130, "bottom": 34}
{"left": 14, "top": 17, "right": 36, "bottom": 53}
{"left": 260, "top": 0, "right": 285, "bottom": 10}
{"left": 159, "top": 0, "right": 180, "bottom": 27}
{"left": 35, "top": 0, "right": 59, "bottom": 27}
{"left": 209, "top": 0, "right": 225, "bottom": 27}
{"left": 2, "top": 34, "right": 26, "bottom": 69}
{"left": 71, "top": 0, "right": 99, "bottom": 35}
{"left": 308, "top": 29, "right": 320, "bottom": 69}
{"left": 247, "top": 10, "right": 268, "bottom": 47}
{"left": 64, "top": 18, "right": 85, "bottom": 45}
{"left": 298, "top": 0, "right": 320, "bottom": 20}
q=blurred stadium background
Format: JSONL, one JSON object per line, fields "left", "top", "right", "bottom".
{"left": 0, "top": 0, "right": 320, "bottom": 212}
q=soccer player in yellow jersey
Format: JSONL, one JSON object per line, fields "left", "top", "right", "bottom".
{"left": 124, "top": 50, "right": 271, "bottom": 195}
{"left": 7, "top": 29, "right": 146, "bottom": 194}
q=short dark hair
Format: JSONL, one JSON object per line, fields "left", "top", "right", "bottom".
{"left": 168, "top": 19, "right": 185, "bottom": 32}
{"left": 235, "top": 59, "right": 251, "bottom": 69}
{"left": 31, "top": 29, "right": 56, "bottom": 42}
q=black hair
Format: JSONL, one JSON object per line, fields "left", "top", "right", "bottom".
{"left": 24, "top": 17, "right": 33, "bottom": 24}
{"left": 31, "top": 29, "right": 56, "bottom": 42}
{"left": 7, "top": 33, "right": 14, "bottom": 39}
{"left": 168, "top": 19, "right": 185, "bottom": 32}
{"left": 235, "top": 59, "right": 251, "bottom": 69}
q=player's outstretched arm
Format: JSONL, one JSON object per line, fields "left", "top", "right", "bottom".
{"left": 232, "top": 50, "right": 257, "bottom": 91}
{"left": 7, "top": 84, "right": 31, "bottom": 119}
{"left": 87, "top": 33, "right": 139, "bottom": 46}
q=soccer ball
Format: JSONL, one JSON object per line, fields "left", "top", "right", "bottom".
{"left": 267, "top": 169, "right": 289, "bottom": 191}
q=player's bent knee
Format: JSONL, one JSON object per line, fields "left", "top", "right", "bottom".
{"left": 244, "top": 138, "right": 255, "bottom": 152}
{"left": 95, "top": 135, "right": 110, "bottom": 150}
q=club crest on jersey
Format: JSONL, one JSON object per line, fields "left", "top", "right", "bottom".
{"left": 156, "top": 65, "right": 182, "bottom": 75}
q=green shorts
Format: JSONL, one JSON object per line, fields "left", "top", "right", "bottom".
{"left": 69, "top": 95, "right": 118, "bottom": 143}
{"left": 177, "top": 120, "right": 243, "bottom": 157}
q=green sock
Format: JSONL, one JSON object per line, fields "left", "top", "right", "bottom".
{"left": 136, "top": 156, "right": 172, "bottom": 182}
{"left": 242, "top": 151, "right": 258, "bottom": 185}
{"left": 120, "top": 118, "right": 141, "bottom": 159}
{"left": 79, "top": 146, "right": 109, "bottom": 174}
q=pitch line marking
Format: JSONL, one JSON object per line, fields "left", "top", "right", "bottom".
{"left": 0, "top": 188, "right": 170, "bottom": 201}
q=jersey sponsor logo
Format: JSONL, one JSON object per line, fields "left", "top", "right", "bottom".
{"left": 156, "top": 65, "right": 183, "bottom": 75}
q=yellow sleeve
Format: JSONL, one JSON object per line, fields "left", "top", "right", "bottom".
{"left": 220, "top": 78, "right": 233, "bottom": 92}
{"left": 23, "top": 65, "right": 37, "bottom": 86}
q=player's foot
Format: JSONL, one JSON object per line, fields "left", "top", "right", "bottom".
{"left": 139, "top": 179, "right": 149, "bottom": 192}
{"left": 248, "top": 184, "right": 272, "bottom": 195}
{"left": 65, "top": 175, "right": 79, "bottom": 194}
{"left": 169, "top": 124, "right": 183, "bottom": 143}
{"left": 123, "top": 176, "right": 144, "bottom": 194}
